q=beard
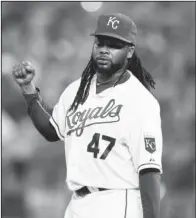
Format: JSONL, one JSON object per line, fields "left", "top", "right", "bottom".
{"left": 93, "top": 57, "right": 125, "bottom": 76}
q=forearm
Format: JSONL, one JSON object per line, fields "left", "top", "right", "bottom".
{"left": 139, "top": 169, "right": 161, "bottom": 218}
{"left": 22, "top": 87, "right": 59, "bottom": 142}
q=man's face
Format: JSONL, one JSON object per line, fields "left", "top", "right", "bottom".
{"left": 92, "top": 36, "right": 132, "bottom": 73}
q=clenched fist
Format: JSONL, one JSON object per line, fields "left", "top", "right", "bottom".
{"left": 12, "top": 61, "right": 37, "bottom": 94}
{"left": 12, "top": 61, "right": 35, "bottom": 86}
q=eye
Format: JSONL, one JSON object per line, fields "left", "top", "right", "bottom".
{"left": 94, "top": 38, "right": 125, "bottom": 49}
{"left": 95, "top": 40, "right": 104, "bottom": 47}
{"left": 96, "top": 42, "right": 102, "bottom": 46}
{"left": 107, "top": 43, "right": 125, "bottom": 49}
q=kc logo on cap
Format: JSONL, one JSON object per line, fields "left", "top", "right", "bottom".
{"left": 107, "top": 16, "right": 120, "bottom": 30}
{"left": 91, "top": 13, "right": 137, "bottom": 45}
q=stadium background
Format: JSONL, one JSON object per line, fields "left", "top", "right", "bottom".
{"left": 1, "top": 2, "right": 195, "bottom": 218}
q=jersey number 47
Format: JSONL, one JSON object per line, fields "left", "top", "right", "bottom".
{"left": 87, "top": 133, "right": 116, "bottom": 160}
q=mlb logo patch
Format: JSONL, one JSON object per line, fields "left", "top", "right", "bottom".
{"left": 144, "top": 137, "right": 156, "bottom": 153}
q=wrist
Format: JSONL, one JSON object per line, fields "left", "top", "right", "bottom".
{"left": 20, "top": 83, "right": 37, "bottom": 94}
{"left": 22, "top": 86, "right": 41, "bottom": 106}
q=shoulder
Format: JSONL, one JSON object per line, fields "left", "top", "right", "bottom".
{"left": 128, "top": 71, "right": 160, "bottom": 114}
{"left": 56, "top": 77, "right": 81, "bottom": 105}
{"left": 65, "top": 77, "right": 81, "bottom": 93}
{"left": 60, "top": 77, "right": 81, "bottom": 98}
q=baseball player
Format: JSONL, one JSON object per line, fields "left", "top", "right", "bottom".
{"left": 12, "top": 13, "right": 163, "bottom": 218}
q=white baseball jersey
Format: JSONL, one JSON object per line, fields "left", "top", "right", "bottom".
{"left": 50, "top": 70, "right": 163, "bottom": 191}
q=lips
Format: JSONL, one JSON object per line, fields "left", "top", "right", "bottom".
{"left": 96, "top": 58, "right": 111, "bottom": 67}
{"left": 96, "top": 56, "right": 110, "bottom": 61}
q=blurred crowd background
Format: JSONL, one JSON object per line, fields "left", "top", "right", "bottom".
{"left": 1, "top": 2, "right": 195, "bottom": 218}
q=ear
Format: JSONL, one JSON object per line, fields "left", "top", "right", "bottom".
{"left": 127, "top": 45, "right": 135, "bottom": 59}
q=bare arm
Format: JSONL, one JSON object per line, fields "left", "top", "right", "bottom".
{"left": 139, "top": 168, "right": 161, "bottom": 218}
{"left": 12, "top": 62, "right": 59, "bottom": 142}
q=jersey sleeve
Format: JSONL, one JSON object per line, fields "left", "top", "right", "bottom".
{"left": 49, "top": 79, "right": 80, "bottom": 141}
{"left": 130, "top": 102, "right": 163, "bottom": 174}
{"left": 49, "top": 93, "right": 67, "bottom": 141}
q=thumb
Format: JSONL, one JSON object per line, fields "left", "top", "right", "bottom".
{"left": 25, "top": 65, "right": 35, "bottom": 73}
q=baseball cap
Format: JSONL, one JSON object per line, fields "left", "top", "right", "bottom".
{"left": 91, "top": 13, "right": 137, "bottom": 45}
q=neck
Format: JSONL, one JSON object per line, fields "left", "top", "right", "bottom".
{"left": 96, "top": 69, "right": 122, "bottom": 84}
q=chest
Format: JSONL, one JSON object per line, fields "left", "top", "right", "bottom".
{"left": 66, "top": 90, "right": 141, "bottom": 138}
{"left": 64, "top": 93, "right": 142, "bottom": 162}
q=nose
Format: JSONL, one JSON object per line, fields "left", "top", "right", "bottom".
{"left": 99, "top": 45, "right": 109, "bottom": 54}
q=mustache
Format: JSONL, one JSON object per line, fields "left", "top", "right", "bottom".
{"left": 95, "top": 56, "right": 111, "bottom": 61}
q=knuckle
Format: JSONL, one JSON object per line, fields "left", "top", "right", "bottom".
{"left": 13, "top": 65, "right": 18, "bottom": 71}
{"left": 22, "top": 61, "right": 31, "bottom": 66}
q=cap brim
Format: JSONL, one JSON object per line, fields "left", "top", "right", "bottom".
{"left": 90, "top": 32, "right": 134, "bottom": 44}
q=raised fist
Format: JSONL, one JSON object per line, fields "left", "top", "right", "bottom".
{"left": 12, "top": 61, "right": 35, "bottom": 87}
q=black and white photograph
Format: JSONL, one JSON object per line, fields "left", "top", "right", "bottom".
{"left": 1, "top": 1, "right": 195, "bottom": 218}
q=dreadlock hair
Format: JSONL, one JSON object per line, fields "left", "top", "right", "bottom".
{"left": 127, "top": 51, "right": 156, "bottom": 91}
{"left": 69, "top": 50, "right": 156, "bottom": 112}
{"left": 69, "top": 57, "right": 95, "bottom": 112}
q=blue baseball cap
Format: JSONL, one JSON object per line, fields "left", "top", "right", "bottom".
{"left": 91, "top": 13, "right": 137, "bottom": 45}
